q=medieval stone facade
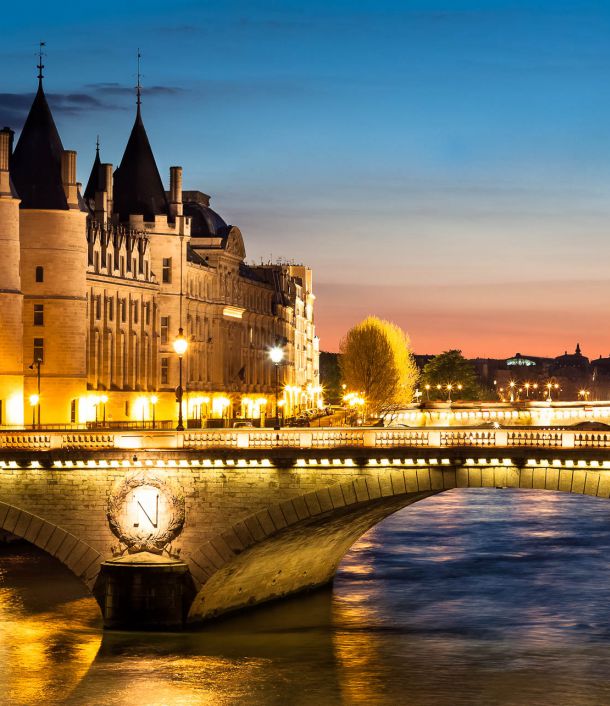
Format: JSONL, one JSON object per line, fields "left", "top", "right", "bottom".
{"left": 0, "top": 75, "right": 319, "bottom": 427}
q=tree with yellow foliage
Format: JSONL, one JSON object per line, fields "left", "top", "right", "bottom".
{"left": 339, "top": 316, "right": 418, "bottom": 418}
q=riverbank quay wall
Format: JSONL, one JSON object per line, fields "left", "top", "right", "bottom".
{"left": 1, "top": 427, "right": 610, "bottom": 625}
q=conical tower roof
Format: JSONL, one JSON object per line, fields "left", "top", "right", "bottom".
{"left": 113, "top": 106, "right": 168, "bottom": 222}
{"left": 11, "top": 80, "right": 68, "bottom": 210}
{"left": 83, "top": 140, "right": 103, "bottom": 205}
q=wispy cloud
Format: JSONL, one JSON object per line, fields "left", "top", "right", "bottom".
{"left": 84, "top": 82, "right": 185, "bottom": 96}
{"left": 0, "top": 81, "right": 186, "bottom": 127}
{"left": 0, "top": 91, "right": 109, "bottom": 125}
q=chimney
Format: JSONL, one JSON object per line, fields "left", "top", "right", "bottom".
{"left": 96, "top": 163, "right": 114, "bottom": 219}
{"left": 169, "top": 166, "right": 183, "bottom": 218}
{"left": 61, "top": 150, "right": 79, "bottom": 207}
{"left": 94, "top": 190, "right": 108, "bottom": 223}
{"left": 0, "top": 127, "right": 14, "bottom": 197}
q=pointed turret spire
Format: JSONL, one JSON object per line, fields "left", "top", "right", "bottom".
{"left": 84, "top": 137, "right": 103, "bottom": 205}
{"left": 113, "top": 54, "right": 168, "bottom": 222}
{"left": 11, "top": 65, "right": 68, "bottom": 210}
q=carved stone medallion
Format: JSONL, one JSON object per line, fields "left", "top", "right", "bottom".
{"left": 107, "top": 472, "right": 185, "bottom": 554}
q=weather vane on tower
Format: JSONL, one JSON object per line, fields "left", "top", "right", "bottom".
{"left": 136, "top": 48, "right": 142, "bottom": 108}
{"left": 37, "top": 41, "right": 46, "bottom": 83}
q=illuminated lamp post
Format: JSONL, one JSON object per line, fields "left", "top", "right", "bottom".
{"left": 446, "top": 383, "right": 453, "bottom": 403}
{"left": 424, "top": 384, "right": 431, "bottom": 402}
{"left": 29, "top": 394, "right": 39, "bottom": 428}
{"left": 173, "top": 330, "right": 188, "bottom": 431}
{"left": 509, "top": 380, "right": 516, "bottom": 403}
{"left": 269, "top": 345, "right": 285, "bottom": 430}
{"left": 546, "top": 382, "right": 553, "bottom": 402}
{"left": 151, "top": 395, "right": 158, "bottom": 429}
{"left": 28, "top": 359, "right": 41, "bottom": 427}
{"left": 524, "top": 382, "right": 530, "bottom": 399}
{"left": 100, "top": 394, "right": 108, "bottom": 424}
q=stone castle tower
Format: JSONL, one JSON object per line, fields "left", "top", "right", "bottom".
{"left": 0, "top": 128, "right": 24, "bottom": 425}
{"left": 10, "top": 75, "right": 88, "bottom": 425}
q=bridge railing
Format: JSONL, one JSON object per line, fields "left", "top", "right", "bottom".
{"left": 0, "top": 427, "right": 610, "bottom": 451}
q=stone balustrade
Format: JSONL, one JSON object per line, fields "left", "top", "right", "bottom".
{"left": 0, "top": 426, "right": 608, "bottom": 451}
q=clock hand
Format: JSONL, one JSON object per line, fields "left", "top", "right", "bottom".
{"left": 136, "top": 499, "right": 158, "bottom": 528}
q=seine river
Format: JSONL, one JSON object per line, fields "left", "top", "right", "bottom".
{"left": 2, "top": 488, "right": 610, "bottom": 705}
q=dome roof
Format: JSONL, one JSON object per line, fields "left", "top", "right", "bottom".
{"left": 184, "top": 200, "right": 230, "bottom": 237}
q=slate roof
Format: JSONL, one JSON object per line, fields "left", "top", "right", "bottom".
{"left": 83, "top": 144, "right": 103, "bottom": 206}
{"left": 11, "top": 81, "right": 68, "bottom": 210}
{"left": 113, "top": 106, "right": 168, "bottom": 222}
{"left": 184, "top": 199, "right": 230, "bottom": 237}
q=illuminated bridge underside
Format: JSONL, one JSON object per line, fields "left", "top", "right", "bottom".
{"left": 2, "top": 434, "right": 610, "bottom": 627}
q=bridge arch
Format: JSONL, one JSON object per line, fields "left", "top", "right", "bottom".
{"left": 186, "top": 462, "right": 610, "bottom": 623}
{"left": 0, "top": 501, "right": 103, "bottom": 591}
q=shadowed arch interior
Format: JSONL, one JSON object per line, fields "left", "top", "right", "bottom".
{"left": 0, "top": 501, "right": 103, "bottom": 590}
{"left": 186, "top": 462, "right": 610, "bottom": 623}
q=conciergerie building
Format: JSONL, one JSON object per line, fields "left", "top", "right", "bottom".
{"left": 0, "top": 66, "right": 320, "bottom": 428}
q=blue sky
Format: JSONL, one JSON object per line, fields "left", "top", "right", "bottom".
{"left": 5, "top": 0, "right": 610, "bottom": 356}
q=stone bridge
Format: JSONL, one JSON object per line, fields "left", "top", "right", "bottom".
{"left": 1, "top": 426, "right": 610, "bottom": 629}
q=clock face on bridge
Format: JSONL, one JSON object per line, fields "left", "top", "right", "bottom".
{"left": 119, "top": 485, "right": 172, "bottom": 541}
{"left": 107, "top": 473, "right": 185, "bottom": 554}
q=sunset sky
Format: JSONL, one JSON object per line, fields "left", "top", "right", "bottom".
{"left": 4, "top": 0, "right": 610, "bottom": 358}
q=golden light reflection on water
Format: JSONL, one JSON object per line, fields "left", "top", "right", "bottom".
{"left": 0, "top": 593, "right": 102, "bottom": 705}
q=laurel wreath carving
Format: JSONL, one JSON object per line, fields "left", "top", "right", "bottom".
{"left": 107, "top": 472, "right": 185, "bottom": 553}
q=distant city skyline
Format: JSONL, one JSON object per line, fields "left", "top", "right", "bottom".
{"left": 5, "top": 0, "right": 610, "bottom": 357}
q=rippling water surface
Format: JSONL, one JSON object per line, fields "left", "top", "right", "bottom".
{"left": 2, "top": 488, "right": 610, "bottom": 705}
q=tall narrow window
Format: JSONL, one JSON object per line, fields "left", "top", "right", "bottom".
{"left": 133, "top": 301, "right": 139, "bottom": 324}
{"left": 95, "top": 296, "right": 101, "bottom": 320}
{"left": 35, "top": 266, "right": 44, "bottom": 283}
{"left": 33, "top": 338, "right": 44, "bottom": 363}
{"left": 70, "top": 399, "right": 77, "bottom": 424}
{"left": 161, "top": 357, "right": 169, "bottom": 385}
{"left": 121, "top": 299, "right": 126, "bottom": 323}
{"left": 162, "top": 258, "right": 172, "bottom": 283}
{"left": 161, "top": 316, "right": 170, "bottom": 345}
{"left": 33, "top": 304, "right": 44, "bottom": 326}
{"left": 108, "top": 298, "right": 114, "bottom": 322}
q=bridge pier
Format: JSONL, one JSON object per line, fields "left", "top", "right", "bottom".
{"left": 94, "top": 553, "right": 196, "bottom": 630}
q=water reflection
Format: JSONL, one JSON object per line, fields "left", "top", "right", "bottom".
{"left": 3, "top": 489, "right": 610, "bottom": 704}
{"left": 0, "top": 550, "right": 102, "bottom": 705}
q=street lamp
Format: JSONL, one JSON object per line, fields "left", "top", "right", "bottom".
{"left": 100, "top": 394, "right": 108, "bottom": 424}
{"left": 269, "top": 345, "right": 284, "bottom": 430}
{"left": 29, "top": 394, "right": 39, "bottom": 428}
{"left": 151, "top": 395, "right": 158, "bottom": 429}
{"left": 28, "top": 359, "right": 41, "bottom": 427}
{"left": 446, "top": 383, "right": 453, "bottom": 403}
{"left": 424, "top": 384, "right": 431, "bottom": 402}
{"left": 173, "top": 328, "right": 188, "bottom": 431}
